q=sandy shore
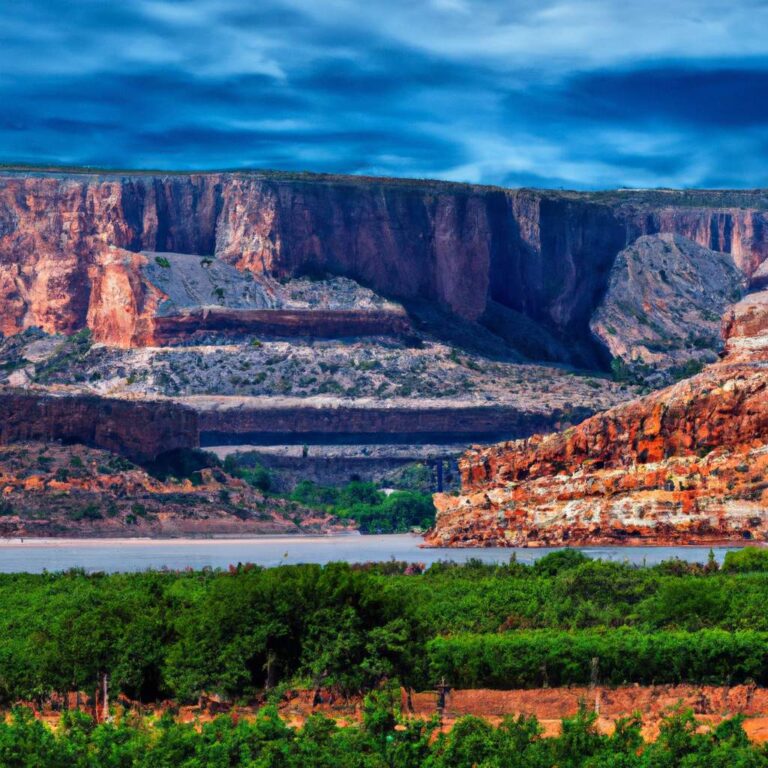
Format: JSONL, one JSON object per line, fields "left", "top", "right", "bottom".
{"left": 0, "top": 532, "right": 367, "bottom": 548}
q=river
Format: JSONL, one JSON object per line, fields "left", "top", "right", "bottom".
{"left": 0, "top": 534, "right": 741, "bottom": 573}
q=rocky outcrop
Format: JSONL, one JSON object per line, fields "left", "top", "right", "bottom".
{"left": 0, "top": 389, "right": 593, "bottom": 467}
{"left": 152, "top": 308, "right": 411, "bottom": 344}
{"left": 86, "top": 248, "right": 163, "bottom": 346}
{"left": 2, "top": 171, "right": 768, "bottom": 365}
{"left": 753, "top": 259, "right": 768, "bottom": 291}
{"left": 591, "top": 233, "right": 745, "bottom": 383}
{"left": 426, "top": 291, "right": 768, "bottom": 547}
{"left": 723, "top": 290, "right": 768, "bottom": 356}
{"left": 0, "top": 441, "right": 347, "bottom": 537}
{"left": 0, "top": 390, "right": 197, "bottom": 462}
{"left": 141, "top": 253, "right": 411, "bottom": 343}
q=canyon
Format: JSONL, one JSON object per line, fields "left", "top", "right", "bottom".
{"left": 1, "top": 170, "right": 767, "bottom": 368}
{"left": 1, "top": 168, "right": 768, "bottom": 538}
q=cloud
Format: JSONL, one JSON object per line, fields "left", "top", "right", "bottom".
{"left": 1, "top": 0, "right": 768, "bottom": 187}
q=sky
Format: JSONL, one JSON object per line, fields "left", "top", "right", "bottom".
{"left": 2, "top": 0, "right": 768, "bottom": 188}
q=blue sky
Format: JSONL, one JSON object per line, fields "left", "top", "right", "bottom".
{"left": 3, "top": 0, "right": 768, "bottom": 188}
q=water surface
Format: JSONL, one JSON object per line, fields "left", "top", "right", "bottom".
{"left": 0, "top": 534, "right": 740, "bottom": 573}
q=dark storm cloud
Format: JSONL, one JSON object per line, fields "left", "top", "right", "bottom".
{"left": 2, "top": 0, "right": 768, "bottom": 187}
{"left": 515, "top": 67, "right": 768, "bottom": 128}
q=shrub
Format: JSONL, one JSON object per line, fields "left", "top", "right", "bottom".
{"left": 240, "top": 465, "right": 272, "bottom": 493}
{"left": 532, "top": 549, "right": 590, "bottom": 577}
{"left": 427, "top": 629, "right": 768, "bottom": 688}
{"left": 69, "top": 504, "right": 102, "bottom": 521}
{"left": 722, "top": 547, "right": 768, "bottom": 573}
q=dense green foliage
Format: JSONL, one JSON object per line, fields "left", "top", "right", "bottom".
{"left": 221, "top": 456, "right": 437, "bottom": 532}
{"left": 3, "top": 550, "right": 768, "bottom": 705}
{"left": 723, "top": 547, "right": 768, "bottom": 573}
{"left": 1, "top": 704, "right": 768, "bottom": 768}
{"left": 429, "top": 629, "right": 768, "bottom": 688}
{"left": 289, "top": 480, "right": 435, "bottom": 532}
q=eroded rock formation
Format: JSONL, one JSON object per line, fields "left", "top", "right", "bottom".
{"left": 591, "top": 233, "right": 745, "bottom": 382}
{"left": 193, "top": 398, "right": 591, "bottom": 445}
{"left": 0, "top": 390, "right": 197, "bottom": 462}
{"left": 2, "top": 171, "right": 768, "bottom": 365}
{"left": 141, "top": 253, "right": 411, "bottom": 344}
{"left": 426, "top": 290, "right": 768, "bottom": 547}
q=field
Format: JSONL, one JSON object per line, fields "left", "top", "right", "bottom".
{"left": 6, "top": 549, "right": 768, "bottom": 764}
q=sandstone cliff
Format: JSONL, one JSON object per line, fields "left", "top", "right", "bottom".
{"left": 0, "top": 390, "right": 197, "bottom": 462}
{"left": 2, "top": 171, "right": 768, "bottom": 366}
{"left": 426, "top": 290, "right": 768, "bottom": 547}
{"left": 591, "top": 233, "right": 745, "bottom": 383}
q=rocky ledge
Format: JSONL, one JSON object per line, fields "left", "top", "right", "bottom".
{"left": 426, "top": 291, "right": 768, "bottom": 547}
{"left": 86, "top": 249, "right": 411, "bottom": 347}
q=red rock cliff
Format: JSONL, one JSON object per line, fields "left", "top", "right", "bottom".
{"left": 2, "top": 172, "right": 768, "bottom": 361}
{"left": 426, "top": 290, "right": 768, "bottom": 546}
{"left": 0, "top": 390, "right": 198, "bottom": 462}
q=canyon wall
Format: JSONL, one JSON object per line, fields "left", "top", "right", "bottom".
{"left": 426, "top": 290, "right": 768, "bottom": 546}
{"left": 2, "top": 171, "right": 768, "bottom": 364}
{"left": 0, "top": 391, "right": 198, "bottom": 462}
{"left": 0, "top": 392, "right": 588, "bottom": 463}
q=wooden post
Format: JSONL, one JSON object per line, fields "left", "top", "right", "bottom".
{"left": 590, "top": 657, "right": 600, "bottom": 715}
{"left": 102, "top": 672, "right": 109, "bottom": 722}
{"left": 436, "top": 677, "right": 450, "bottom": 729}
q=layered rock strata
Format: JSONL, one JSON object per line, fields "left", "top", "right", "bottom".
{"left": 2, "top": 171, "right": 768, "bottom": 365}
{"left": 150, "top": 308, "right": 410, "bottom": 344}
{"left": 0, "top": 391, "right": 197, "bottom": 462}
{"left": 427, "top": 291, "right": 768, "bottom": 546}
{"left": 591, "top": 233, "right": 745, "bottom": 382}
{"left": 193, "top": 398, "right": 592, "bottom": 446}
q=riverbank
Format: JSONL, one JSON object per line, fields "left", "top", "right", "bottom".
{"left": 0, "top": 533, "right": 745, "bottom": 572}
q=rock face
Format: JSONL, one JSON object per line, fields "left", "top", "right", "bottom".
{"left": 426, "top": 290, "right": 768, "bottom": 547}
{"left": 146, "top": 251, "right": 277, "bottom": 314}
{"left": 69, "top": 247, "right": 412, "bottom": 347}
{"left": 85, "top": 248, "right": 163, "bottom": 346}
{"left": 0, "top": 391, "right": 197, "bottom": 462}
{"left": 193, "top": 398, "right": 592, "bottom": 446}
{"left": 140, "top": 253, "right": 411, "bottom": 344}
{"left": 591, "top": 233, "right": 745, "bottom": 383}
{"left": 2, "top": 171, "right": 768, "bottom": 365}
